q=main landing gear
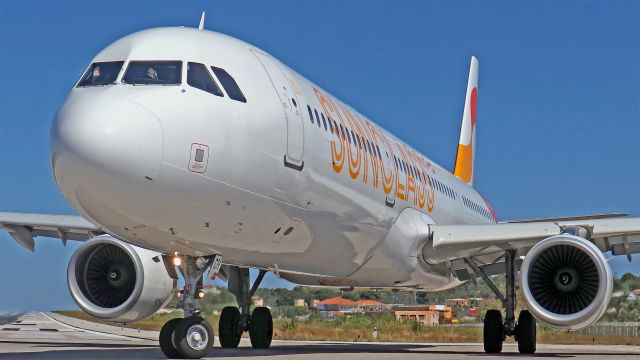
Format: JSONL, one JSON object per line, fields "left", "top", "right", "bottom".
{"left": 465, "top": 249, "right": 536, "bottom": 354}
{"left": 159, "top": 255, "right": 218, "bottom": 359}
{"left": 219, "top": 266, "right": 273, "bottom": 349}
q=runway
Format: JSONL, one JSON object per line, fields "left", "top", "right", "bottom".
{"left": 0, "top": 313, "right": 638, "bottom": 359}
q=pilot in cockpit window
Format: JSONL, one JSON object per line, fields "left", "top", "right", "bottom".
{"left": 146, "top": 67, "right": 159, "bottom": 81}
{"left": 122, "top": 61, "right": 182, "bottom": 85}
{"left": 77, "top": 61, "right": 124, "bottom": 87}
{"left": 90, "top": 65, "right": 102, "bottom": 83}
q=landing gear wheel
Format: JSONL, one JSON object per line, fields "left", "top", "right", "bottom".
{"left": 483, "top": 309, "right": 504, "bottom": 354}
{"left": 516, "top": 310, "right": 537, "bottom": 354}
{"left": 249, "top": 307, "right": 273, "bottom": 349}
{"left": 219, "top": 306, "right": 242, "bottom": 348}
{"left": 173, "top": 316, "right": 214, "bottom": 359}
{"left": 159, "top": 318, "right": 182, "bottom": 359}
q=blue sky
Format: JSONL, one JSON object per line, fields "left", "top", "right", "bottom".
{"left": 0, "top": 0, "right": 638, "bottom": 311}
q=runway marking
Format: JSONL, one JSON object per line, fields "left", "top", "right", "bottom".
{"left": 40, "top": 312, "right": 142, "bottom": 341}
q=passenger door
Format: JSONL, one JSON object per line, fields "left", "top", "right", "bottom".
{"left": 251, "top": 50, "right": 304, "bottom": 169}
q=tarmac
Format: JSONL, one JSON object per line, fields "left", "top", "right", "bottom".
{"left": 0, "top": 312, "right": 638, "bottom": 359}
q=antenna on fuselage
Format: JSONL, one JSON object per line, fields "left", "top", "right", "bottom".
{"left": 198, "top": 11, "right": 206, "bottom": 30}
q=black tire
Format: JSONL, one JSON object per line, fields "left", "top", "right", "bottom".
{"left": 483, "top": 309, "right": 504, "bottom": 354}
{"left": 159, "top": 318, "right": 182, "bottom": 359}
{"left": 219, "top": 306, "right": 242, "bottom": 348}
{"left": 173, "top": 316, "right": 214, "bottom": 359}
{"left": 517, "top": 310, "right": 537, "bottom": 354}
{"left": 249, "top": 307, "right": 273, "bottom": 349}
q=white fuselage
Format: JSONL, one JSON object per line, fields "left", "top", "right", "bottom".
{"left": 51, "top": 27, "right": 496, "bottom": 291}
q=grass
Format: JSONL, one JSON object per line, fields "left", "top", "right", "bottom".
{"left": 57, "top": 311, "right": 640, "bottom": 346}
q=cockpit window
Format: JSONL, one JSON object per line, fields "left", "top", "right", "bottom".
{"left": 77, "top": 61, "right": 124, "bottom": 87}
{"left": 122, "top": 61, "right": 182, "bottom": 85}
{"left": 187, "top": 62, "right": 223, "bottom": 96}
{"left": 210, "top": 66, "right": 247, "bottom": 103}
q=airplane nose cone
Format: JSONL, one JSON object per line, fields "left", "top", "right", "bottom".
{"left": 51, "top": 95, "right": 163, "bottom": 216}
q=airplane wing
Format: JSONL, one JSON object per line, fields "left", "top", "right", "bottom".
{"left": 501, "top": 212, "right": 628, "bottom": 223}
{"left": 0, "top": 212, "right": 103, "bottom": 252}
{"left": 424, "top": 216, "right": 640, "bottom": 280}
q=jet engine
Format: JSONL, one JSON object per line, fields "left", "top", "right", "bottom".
{"left": 520, "top": 234, "right": 612, "bottom": 330}
{"left": 67, "top": 235, "right": 176, "bottom": 323}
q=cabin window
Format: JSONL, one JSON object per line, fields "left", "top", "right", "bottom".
{"left": 307, "top": 105, "right": 314, "bottom": 124}
{"left": 77, "top": 61, "right": 124, "bottom": 87}
{"left": 211, "top": 66, "right": 246, "bottom": 102}
{"left": 314, "top": 110, "right": 321, "bottom": 128}
{"left": 328, "top": 117, "right": 335, "bottom": 133}
{"left": 187, "top": 62, "right": 223, "bottom": 96}
{"left": 321, "top": 113, "right": 328, "bottom": 131}
{"left": 123, "top": 61, "right": 182, "bottom": 85}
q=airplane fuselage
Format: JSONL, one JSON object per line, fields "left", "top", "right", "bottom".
{"left": 51, "top": 27, "right": 496, "bottom": 290}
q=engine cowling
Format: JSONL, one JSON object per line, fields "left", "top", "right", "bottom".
{"left": 67, "top": 235, "right": 176, "bottom": 323}
{"left": 520, "top": 234, "right": 612, "bottom": 330}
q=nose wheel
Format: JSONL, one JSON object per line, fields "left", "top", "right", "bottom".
{"left": 160, "top": 316, "right": 214, "bottom": 359}
{"left": 158, "top": 254, "right": 221, "bottom": 359}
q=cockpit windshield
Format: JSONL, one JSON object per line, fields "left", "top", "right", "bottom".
{"left": 77, "top": 61, "right": 124, "bottom": 87}
{"left": 122, "top": 61, "right": 182, "bottom": 85}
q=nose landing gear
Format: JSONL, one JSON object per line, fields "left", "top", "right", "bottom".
{"left": 159, "top": 255, "right": 219, "bottom": 359}
{"left": 157, "top": 256, "right": 272, "bottom": 358}
{"left": 466, "top": 249, "right": 537, "bottom": 354}
{"left": 218, "top": 266, "right": 273, "bottom": 349}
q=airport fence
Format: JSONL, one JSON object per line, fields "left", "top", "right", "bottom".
{"left": 439, "top": 322, "right": 640, "bottom": 337}
{"left": 561, "top": 322, "right": 640, "bottom": 337}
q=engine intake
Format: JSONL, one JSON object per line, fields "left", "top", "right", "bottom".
{"left": 68, "top": 235, "right": 176, "bottom": 323}
{"left": 520, "top": 234, "right": 612, "bottom": 329}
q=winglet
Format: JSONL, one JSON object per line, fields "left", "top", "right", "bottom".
{"left": 198, "top": 12, "right": 206, "bottom": 30}
{"left": 453, "top": 56, "right": 479, "bottom": 186}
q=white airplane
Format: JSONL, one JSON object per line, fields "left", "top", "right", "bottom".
{"left": 1, "top": 15, "right": 639, "bottom": 359}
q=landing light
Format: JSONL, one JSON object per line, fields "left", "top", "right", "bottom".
{"left": 173, "top": 257, "right": 182, "bottom": 267}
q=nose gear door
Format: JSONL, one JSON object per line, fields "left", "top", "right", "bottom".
{"left": 251, "top": 50, "right": 304, "bottom": 169}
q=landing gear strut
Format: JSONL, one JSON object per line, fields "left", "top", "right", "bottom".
{"left": 219, "top": 266, "right": 272, "bottom": 349}
{"left": 465, "top": 249, "right": 536, "bottom": 354}
{"left": 159, "top": 255, "right": 218, "bottom": 359}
